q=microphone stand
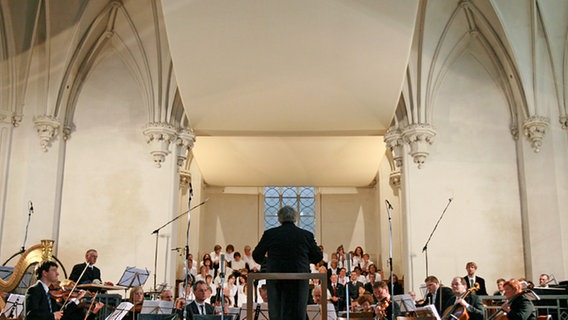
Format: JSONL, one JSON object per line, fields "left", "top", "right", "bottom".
{"left": 345, "top": 253, "right": 351, "bottom": 320}
{"left": 2, "top": 201, "right": 34, "bottom": 266}
{"left": 22, "top": 201, "right": 34, "bottom": 252}
{"left": 219, "top": 254, "right": 226, "bottom": 320}
{"left": 150, "top": 199, "right": 208, "bottom": 294}
{"left": 183, "top": 184, "right": 193, "bottom": 320}
{"left": 385, "top": 200, "right": 394, "bottom": 320}
{"left": 421, "top": 198, "right": 453, "bottom": 277}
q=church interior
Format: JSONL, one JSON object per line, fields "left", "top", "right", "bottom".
{"left": 1, "top": 0, "right": 567, "bottom": 305}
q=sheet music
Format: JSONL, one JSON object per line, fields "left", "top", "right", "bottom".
{"left": 393, "top": 294, "right": 417, "bottom": 312}
{"left": 141, "top": 300, "right": 174, "bottom": 314}
{"left": 117, "top": 266, "right": 150, "bottom": 287}
{"left": 415, "top": 304, "right": 441, "bottom": 320}
{"left": 105, "top": 301, "right": 134, "bottom": 320}
{"left": 1, "top": 294, "right": 25, "bottom": 318}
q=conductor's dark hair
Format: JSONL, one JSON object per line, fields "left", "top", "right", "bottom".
{"left": 35, "top": 260, "right": 58, "bottom": 280}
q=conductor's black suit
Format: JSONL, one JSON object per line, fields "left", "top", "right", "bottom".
{"left": 252, "top": 221, "right": 322, "bottom": 320}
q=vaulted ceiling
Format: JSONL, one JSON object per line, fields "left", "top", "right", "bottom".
{"left": 161, "top": 0, "right": 419, "bottom": 186}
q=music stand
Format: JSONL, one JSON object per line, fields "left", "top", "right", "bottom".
{"left": 393, "top": 294, "right": 417, "bottom": 313}
{"left": 118, "top": 266, "right": 150, "bottom": 289}
{"left": 0, "top": 266, "right": 33, "bottom": 291}
{"left": 239, "top": 302, "right": 269, "bottom": 320}
{"left": 105, "top": 301, "right": 134, "bottom": 320}
{"left": 414, "top": 305, "right": 441, "bottom": 320}
{"left": 140, "top": 300, "right": 174, "bottom": 315}
{"left": 1, "top": 294, "right": 24, "bottom": 319}
{"left": 307, "top": 303, "right": 337, "bottom": 320}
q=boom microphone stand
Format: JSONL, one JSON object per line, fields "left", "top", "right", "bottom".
{"left": 150, "top": 197, "right": 208, "bottom": 293}
{"left": 421, "top": 198, "right": 453, "bottom": 277}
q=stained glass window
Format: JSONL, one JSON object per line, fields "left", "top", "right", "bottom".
{"left": 263, "top": 186, "right": 316, "bottom": 233}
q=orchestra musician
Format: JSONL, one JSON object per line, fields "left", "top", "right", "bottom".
{"left": 181, "top": 280, "right": 214, "bottom": 319}
{"left": 123, "top": 285, "right": 144, "bottom": 320}
{"left": 417, "top": 276, "right": 453, "bottom": 316}
{"left": 69, "top": 249, "right": 102, "bottom": 285}
{"left": 25, "top": 260, "right": 104, "bottom": 320}
{"left": 372, "top": 281, "right": 401, "bottom": 320}
{"left": 444, "top": 276, "right": 484, "bottom": 320}
{"left": 499, "top": 279, "right": 536, "bottom": 320}
{"left": 463, "top": 262, "right": 488, "bottom": 296}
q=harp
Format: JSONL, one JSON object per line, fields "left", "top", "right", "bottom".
{"left": 0, "top": 240, "right": 54, "bottom": 310}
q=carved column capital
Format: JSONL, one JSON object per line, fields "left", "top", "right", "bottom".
{"left": 559, "top": 115, "right": 568, "bottom": 130}
{"left": 175, "top": 128, "right": 196, "bottom": 167}
{"left": 12, "top": 114, "right": 23, "bottom": 127}
{"left": 401, "top": 124, "right": 436, "bottom": 169}
{"left": 384, "top": 127, "right": 404, "bottom": 168}
{"left": 143, "top": 122, "right": 178, "bottom": 168}
{"left": 179, "top": 169, "right": 191, "bottom": 193}
{"left": 522, "top": 115, "right": 549, "bottom": 153}
{"left": 389, "top": 170, "right": 401, "bottom": 192}
{"left": 33, "top": 115, "right": 61, "bottom": 152}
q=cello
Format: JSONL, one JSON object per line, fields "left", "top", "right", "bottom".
{"left": 441, "top": 282, "right": 479, "bottom": 320}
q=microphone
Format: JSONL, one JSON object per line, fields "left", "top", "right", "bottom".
{"left": 220, "top": 253, "right": 225, "bottom": 275}
{"left": 346, "top": 253, "right": 351, "bottom": 273}
{"left": 385, "top": 199, "right": 393, "bottom": 209}
{"left": 29, "top": 201, "right": 34, "bottom": 213}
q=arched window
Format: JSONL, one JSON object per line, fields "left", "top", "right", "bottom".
{"left": 263, "top": 186, "right": 316, "bottom": 233}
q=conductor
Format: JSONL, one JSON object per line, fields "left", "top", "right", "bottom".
{"left": 252, "top": 206, "right": 323, "bottom": 320}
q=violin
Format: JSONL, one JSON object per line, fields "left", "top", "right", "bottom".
{"left": 49, "top": 281, "right": 94, "bottom": 303}
{"left": 376, "top": 298, "right": 391, "bottom": 319}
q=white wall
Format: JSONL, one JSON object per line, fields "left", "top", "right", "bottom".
{"left": 396, "top": 51, "right": 525, "bottom": 295}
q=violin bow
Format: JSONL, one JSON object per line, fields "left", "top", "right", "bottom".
{"left": 61, "top": 263, "right": 90, "bottom": 309}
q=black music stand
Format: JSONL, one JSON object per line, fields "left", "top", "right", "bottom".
{"left": 118, "top": 266, "right": 150, "bottom": 290}
{"left": 239, "top": 302, "right": 268, "bottom": 320}
{"left": 393, "top": 294, "right": 417, "bottom": 313}
{"left": 1, "top": 294, "right": 24, "bottom": 319}
{"left": 0, "top": 267, "right": 33, "bottom": 292}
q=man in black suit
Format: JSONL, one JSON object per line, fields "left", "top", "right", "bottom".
{"left": 417, "top": 275, "right": 453, "bottom": 316}
{"left": 182, "top": 280, "right": 214, "bottom": 319}
{"left": 252, "top": 206, "right": 323, "bottom": 320}
{"left": 346, "top": 271, "right": 364, "bottom": 305}
{"left": 329, "top": 274, "right": 345, "bottom": 312}
{"left": 25, "top": 260, "right": 102, "bottom": 320}
{"left": 463, "top": 261, "right": 488, "bottom": 296}
{"left": 447, "top": 277, "right": 484, "bottom": 320}
{"left": 372, "top": 281, "right": 402, "bottom": 320}
{"left": 69, "top": 249, "right": 102, "bottom": 285}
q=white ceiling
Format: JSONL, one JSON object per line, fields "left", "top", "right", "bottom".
{"left": 161, "top": 0, "right": 418, "bottom": 187}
